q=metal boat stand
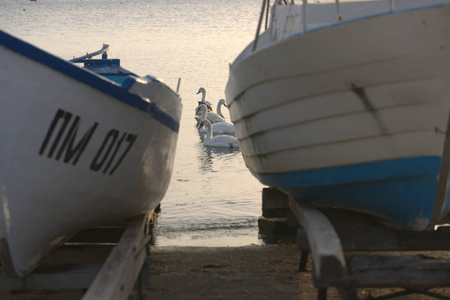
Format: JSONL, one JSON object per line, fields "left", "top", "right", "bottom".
{"left": 0, "top": 211, "right": 156, "bottom": 300}
{"left": 262, "top": 188, "right": 450, "bottom": 300}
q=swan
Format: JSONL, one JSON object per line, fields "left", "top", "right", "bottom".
{"left": 195, "top": 87, "right": 213, "bottom": 114}
{"left": 215, "top": 99, "right": 228, "bottom": 119}
{"left": 197, "top": 87, "right": 207, "bottom": 102}
{"left": 197, "top": 105, "right": 235, "bottom": 135}
{"left": 196, "top": 100, "right": 224, "bottom": 124}
{"left": 199, "top": 121, "right": 235, "bottom": 135}
{"left": 202, "top": 119, "right": 239, "bottom": 149}
{"left": 194, "top": 87, "right": 213, "bottom": 126}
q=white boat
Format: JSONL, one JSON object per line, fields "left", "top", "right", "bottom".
{"left": 0, "top": 30, "right": 182, "bottom": 277}
{"left": 225, "top": 0, "right": 450, "bottom": 231}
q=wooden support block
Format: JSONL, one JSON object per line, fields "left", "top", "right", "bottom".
{"left": 288, "top": 197, "right": 348, "bottom": 286}
{"left": 348, "top": 254, "right": 450, "bottom": 289}
{"left": 81, "top": 213, "right": 151, "bottom": 300}
{"left": 262, "top": 188, "right": 289, "bottom": 218}
{"left": 258, "top": 217, "right": 296, "bottom": 233}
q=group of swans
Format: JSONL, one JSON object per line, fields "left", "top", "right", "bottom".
{"left": 197, "top": 104, "right": 235, "bottom": 135}
{"left": 202, "top": 119, "right": 239, "bottom": 149}
{"left": 195, "top": 88, "right": 226, "bottom": 123}
{"left": 195, "top": 87, "right": 238, "bottom": 149}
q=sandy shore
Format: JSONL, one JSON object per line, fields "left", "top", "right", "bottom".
{"left": 2, "top": 244, "right": 450, "bottom": 299}
{"left": 144, "top": 244, "right": 310, "bottom": 300}
{"left": 143, "top": 245, "right": 450, "bottom": 300}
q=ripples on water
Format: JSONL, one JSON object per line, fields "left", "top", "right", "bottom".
{"left": 1, "top": 0, "right": 271, "bottom": 246}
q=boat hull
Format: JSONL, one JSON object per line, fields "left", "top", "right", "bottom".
{"left": 225, "top": 3, "right": 450, "bottom": 230}
{"left": 0, "top": 31, "right": 182, "bottom": 276}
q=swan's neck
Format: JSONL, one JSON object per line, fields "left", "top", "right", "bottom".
{"left": 200, "top": 90, "right": 206, "bottom": 102}
{"left": 200, "top": 105, "right": 207, "bottom": 120}
{"left": 216, "top": 102, "right": 225, "bottom": 119}
{"left": 205, "top": 121, "right": 213, "bottom": 142}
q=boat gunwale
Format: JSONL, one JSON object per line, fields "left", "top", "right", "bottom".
{"left": 0, "top": 30, "right": 180, "bottom": 133}
{"left": 229, "top": 2, "right": 450, "bottom": 70}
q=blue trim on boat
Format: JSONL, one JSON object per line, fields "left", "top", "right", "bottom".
{"left": 0, "top": 30, "right": 179, "bottom": 133}
{"left": 256, "top": 156, "right": 440, "bottom": 188}
{"left": 122, "top": 76, "right": 140, "bottom": 91}
{"left": 253, "top": 156, "right": 443, "bottom": 230}
{"left": 82, "top": 58, "right": 137, "bottom": 82}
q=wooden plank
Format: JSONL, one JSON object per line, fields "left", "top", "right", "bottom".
{"left": 297, "top": 226, "right": 450, "bottom": 251}
{"left": 81, "top": 213, "right": 151, "bottom": 300}
{"left": 0, "top": 264, "right": 101, "bottom": 290}
{"left": 288, "top": 197, "right": 348, "bottom": 286}
{"left": 258, "top": 217, "right": 296, "bottom": 233}
{"left": 262, "top": 187, "right": 289, "bottom": 209}
{"left": 348, "top": 254, "right": 450, "bottom": 288}
{"left": 428, "top": 104, "right": 450, "bottom": 230}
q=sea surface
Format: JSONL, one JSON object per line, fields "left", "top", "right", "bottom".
{"left": 0, "top": 0, "right": 273, "bottom": 247}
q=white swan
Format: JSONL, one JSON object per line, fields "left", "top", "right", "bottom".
{"left": 197, "top": 105, "right": 235, "bottom": 135}
{"left": 197, "top": 87, "right": 207, "bottom": 102}
{"left": 195, "top": 87, "right": 213, "bottom": 114}
{"left": 196, "top": 98, "right": 224, "bottom": 124}
{"left": 202, "top": 119, "right": 239, "bottom": 149}
{"left": 215, "top": 99, "right": 228, "bottom": 119}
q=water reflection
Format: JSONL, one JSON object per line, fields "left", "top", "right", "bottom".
{"left": 195, "top": 125, "right": 240, "bottom": 174}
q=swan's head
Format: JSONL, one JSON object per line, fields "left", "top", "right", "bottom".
{"left": 218, "top": 99, "right": 228, "bottom": 108}
{"left": 196, "top": 87, "right": 206, "bottom": 95}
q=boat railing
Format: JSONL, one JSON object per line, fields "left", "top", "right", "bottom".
{"left": 331, "top": 0, "right": 395, "bottom": 24}
{"left": 253, "top": 0, "right": 397, "bottom": 52}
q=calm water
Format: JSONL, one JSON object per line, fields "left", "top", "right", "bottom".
{"left": 1, "top": 0, "right": 269, "bottom": 246}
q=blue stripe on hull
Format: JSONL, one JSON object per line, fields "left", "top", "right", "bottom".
{"left": 255, "top": 156, "right": 443, "bottom": 230}
{"left": 0, "top": 30, "right": 179, "bottom": 133}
